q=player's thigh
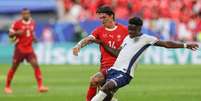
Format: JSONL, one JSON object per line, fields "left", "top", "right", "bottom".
{"left": 26, "top": 51, "right": 38, "bottom": 66}
{"left": 107, "top": 69, "right": 132, "bottom": 88}
{"left": 12, "top": 49, "right": 24, "bottom": 66}
{"left": 101, "top": 80, "right": 117, "bottom": 94}
{"left": 90, "top": 72, "right": 105, "bottom": 85}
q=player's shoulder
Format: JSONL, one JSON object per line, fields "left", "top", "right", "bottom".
{"left": 10, "top": 19, "right": 22, "bottom": 28}
{"left": 95, "top": 26, "right": 105, "bottom": 30}
{"left": 92, "top": 25, "right": 105, "bottom": 33}
{"left": 141, "top": 34, "right": 158, "bottom": 44}
{"left": 122, "top": 35, "right": 130, "bottom": 42}
{"left": 12, "top": 19, "right": 22, "bottom": 24}
{"left": 141, "top": 34, "right": 157, "bottom": 39}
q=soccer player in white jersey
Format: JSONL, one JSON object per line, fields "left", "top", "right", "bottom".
{"left": 91, "top": 17, "right": 199, "bottom": 101}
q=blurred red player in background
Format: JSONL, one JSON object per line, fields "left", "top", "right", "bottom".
{"left": 4, "top": 8, "right": 48, "bottom": 94}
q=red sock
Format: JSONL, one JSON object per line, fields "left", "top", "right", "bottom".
{"left": 5, "top": 68, "right": 16, "bottom": 88}
{"left": 86, "top": 86, "right": 97, "bottom": 101}
{"left": 34, "top": 67, "right": 43, "bottom": 88}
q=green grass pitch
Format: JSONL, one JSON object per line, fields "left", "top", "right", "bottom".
{"left": 0, "top": 64, "right": 201, "bottom": 101}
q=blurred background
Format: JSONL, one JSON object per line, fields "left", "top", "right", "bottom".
{"left": 0, "top": 0, "right": 201, "bottom": 64}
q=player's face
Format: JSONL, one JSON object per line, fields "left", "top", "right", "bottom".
{"left": 21, "top": 10, "right": 31, "bottom": 21}
{"left": 97, "top": 13, "right": 113, "bottom": 25}
{"left": 128, "top": 24, "right": 141, "bottom": 38}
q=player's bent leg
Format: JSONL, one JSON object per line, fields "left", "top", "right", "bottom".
{"left": 91, "top": 80, "right": 116, "bottom": 101}
{"left": 28, "top": 56, "right": 48, "bottom": 93}
{"left": 4, "top": 60, "right": 21, "bottom": 94}
{"left": 103, "top": 88, "right": 118, "bottom": 101}
{"left": 86, "top": 72, "right": 105, "bottom": 101}
{"left": 90, "top": 72, "right": 105, "bottom": 86}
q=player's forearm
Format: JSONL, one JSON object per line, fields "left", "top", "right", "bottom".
{"left": 162, "top": 41, "right": 186, "bottom": 48}
{"left": 101, "top": 43, "right": 120, "bottom": 57}
{"left": 75, "top": 37, "right": 92, "bottom": 48}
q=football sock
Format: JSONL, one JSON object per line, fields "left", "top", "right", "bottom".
{"left": 34, "top": 67, "right": 43, "bottom": 87}
{"left": 91, "top": 90, "right": 107, "bottom": 101}
{"left": 86, "top": 86, "right": 97, "bottom": 101}
{"left": 5, "top": 68, "right": 16, "bottom": 88}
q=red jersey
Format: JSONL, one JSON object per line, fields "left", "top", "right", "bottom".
{"left": 92, "top": 24, "right": 128, "bottom": 71}
{"left": 9, "top": 19, "right": 35, "bottom": 53}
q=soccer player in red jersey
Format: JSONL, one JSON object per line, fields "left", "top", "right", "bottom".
{"left": 72, "top": 6, "right": 128, "bottom": 101}
{"left": 4, "top": 8, "right": 48, "bottom": 94}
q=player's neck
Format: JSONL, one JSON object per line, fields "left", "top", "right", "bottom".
{"left": 105, "top": 21, "right": 116, "bottom": 29}
{"left": 130, "top": 33, "right": 142, "bottom": 38}
{"left": 104, "top": 22, "right": 117, "bottom": 31}
{"left": 22, "top": 18, "right": 32, "bottom": 24}
{"left": 134, "top": 33, "right": 142, "bottom": 37}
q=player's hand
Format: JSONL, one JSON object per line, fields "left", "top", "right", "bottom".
{"left": 187, "top": 43, "right": 199, "bottom": 51}
{"left": 72, "top": 45, "right": 81, "bottom": 56}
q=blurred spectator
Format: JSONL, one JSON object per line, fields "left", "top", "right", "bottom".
{"left": 194, "top": 11, "right": 201, "bottom": 41}
{"left": 42, "top": 26, "right": 54, "bottom": 43}
{"left": 1, "top": 0, "right": 201, "bottom": 44}
{"left": 73, "top": 24, "right": 87, "bottom": 42}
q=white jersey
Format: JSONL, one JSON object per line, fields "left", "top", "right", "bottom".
{"left": 111, "top": 34, "right": 158, "bottom": 77}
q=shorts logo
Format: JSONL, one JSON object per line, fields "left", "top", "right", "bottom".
{"left": 116, "top": 74, "right": 123, "bottom": 79}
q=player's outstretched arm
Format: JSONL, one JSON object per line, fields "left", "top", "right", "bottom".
{"left": 72, "top": 36, "right": 95, "bottom": 56}
{"left": 154, "top": 40, "right": 199, "bottom": 51}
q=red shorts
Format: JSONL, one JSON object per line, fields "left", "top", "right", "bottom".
{"left": 13, "top": 48, "right": 37, "bottom": 63}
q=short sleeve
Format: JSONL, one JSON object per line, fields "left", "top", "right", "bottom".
{"left": 91, "top": 28, "right": 100, "bottom": 39}
{"left": 9, "top": 21, "right": 20, "bottom": 33}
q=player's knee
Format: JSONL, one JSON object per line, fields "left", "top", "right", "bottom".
{"left": 89, "top": 76, "right": 101, "bottom": 86}
{"left": 101, "top": 81, "right": 116, "bottom": 94}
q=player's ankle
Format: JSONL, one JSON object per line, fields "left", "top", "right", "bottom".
{"left": 5, "top": 86, "right": 11, "bottom": 88}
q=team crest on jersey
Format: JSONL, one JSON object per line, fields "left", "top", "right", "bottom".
{"left": 117, "top": 35, "right": 121, "bottom": 41}
{"left": 117, "top": 35, "right": 121, "bottom": 39}
{"left": 109, "top": 34, "right": 113, "bottom": 38}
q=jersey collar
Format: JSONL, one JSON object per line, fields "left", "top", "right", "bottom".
{"left": 105, "top": 25, "right": 118, "bottom": 31}
{"left": 22, "top": 18, "right": 32, "bottom": 24}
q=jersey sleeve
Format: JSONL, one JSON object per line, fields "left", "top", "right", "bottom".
{"left": 9, "top": 21, "right": 20, "bottom": 33}
{"left": 145, "top": 35, "right": 159, "bottom": 45}
{"left": 91, "top": 28, "right": 100, "bottom": 39}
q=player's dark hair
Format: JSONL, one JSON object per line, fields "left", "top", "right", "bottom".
{"left": 96, "top": 6, "right": 115, "bottom": 20}
{"left": 22, "top": 8, "right": 29, "bottom": 11}
{"left": 129, "top": 17, "right": 143, "bottom": 26}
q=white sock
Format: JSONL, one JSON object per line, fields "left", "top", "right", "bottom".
{"left": 91, "top": 90, "right": 107, "bottom": 101}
